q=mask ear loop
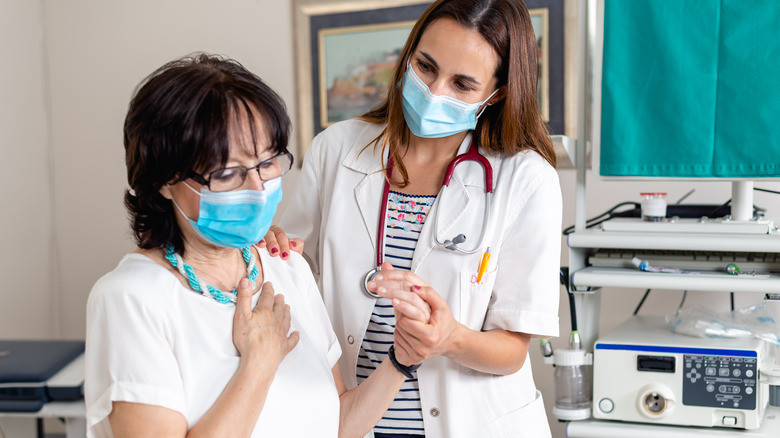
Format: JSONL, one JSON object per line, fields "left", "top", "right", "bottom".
{"left": 475, "top": 88, "right": 500, "bottom": 119}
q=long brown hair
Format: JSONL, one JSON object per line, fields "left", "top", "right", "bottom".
{"left": 360, "top": 0, "right": 555, "bottom": 186}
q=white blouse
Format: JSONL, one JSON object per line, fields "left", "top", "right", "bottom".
{"left": 85, "top": 248, "right": 341, "bottom": 438}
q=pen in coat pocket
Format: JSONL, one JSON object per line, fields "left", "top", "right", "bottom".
{"left": 477, "top": 247, "right": 491, "bottom": 282}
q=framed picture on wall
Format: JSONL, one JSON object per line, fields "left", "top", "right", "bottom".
{"left": 293, "top": 0, "right": 575, "bottom": 160}
{"left": 529, "top": 7, "right": 550, "bottom": 124}
{"left": 293, "top": 0, "right": 432, "bottom": 158}
{"left": 524, "top": 0, "right": 569, "bottom": 137}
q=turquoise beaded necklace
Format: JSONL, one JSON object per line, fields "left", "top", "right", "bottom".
{"left": 164, "top": 245, "right": 259, "bottom": 304}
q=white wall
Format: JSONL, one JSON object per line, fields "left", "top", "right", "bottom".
{"left": 2, "top": 1, "right": 779, "bottom": 437}
{"left": 0, "top": 0, "right": 54, "bottom": 338}
{"left": 42, "top": 0, "right": 298, "bottom": 339}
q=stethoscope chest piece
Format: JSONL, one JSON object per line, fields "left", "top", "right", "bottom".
{"left": 363, "top": 266, "right": 382, "bottom": 298}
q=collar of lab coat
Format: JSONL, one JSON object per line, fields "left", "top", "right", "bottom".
{"left": 342, "top": 125, "right": 480, "bottom": 272}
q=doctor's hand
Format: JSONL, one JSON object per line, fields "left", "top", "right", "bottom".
{"left": 392, "top": 284, "right": 462, "bottom": 365}
{"left": 368, "top": 262, "right": 431, "bottom": 323}
{"left": 233, "top": 280, "right": 299, "bottom": 373}
{"left": 258, "top": 225, "right": 303, "bottom": 260}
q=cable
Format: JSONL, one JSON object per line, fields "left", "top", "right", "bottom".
{"left": 562, "top": 201, "right": 640, "bottom": 235}
{"left": 559, "top": 267, "right": 577, "bottom": 331}
{"left": 755, "top": 187, "right": 780, "bottom": 196}
{"left": 675, "top": 189, "right": 695, "bottom": 204}
{"left": 706, "top": 199, "right": 732, "bottom": 218}
{"left": 633, "top": 289, "right": 651, "bottom": 315}
{"left": 730, "top": 292, "right": 735, "bottom": 312}
{"left": 678, "top": 290, "right": 688, "bottom": 312}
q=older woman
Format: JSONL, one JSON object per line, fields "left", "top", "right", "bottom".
{"left": 85, "top": 53, "right": 415, "bottom": 438}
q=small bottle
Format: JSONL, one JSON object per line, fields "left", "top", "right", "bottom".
{"left": 552, "top": 349, "right": 592, "bottom": 421}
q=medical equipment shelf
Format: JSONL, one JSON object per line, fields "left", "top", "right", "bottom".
{"left": 568, "top": 227, "right": 780, "bottom": 293}
{"left": 571, "top": 266, "right": 780, "bottom": 293}
{"left": 568, "top": 227, "right": 780, "bottom": 253}
{"left": 566, "top": 406, "right": 780, "bottom": 437}
{"left": 588, "top": 248, "right": 780, "bottom": 272}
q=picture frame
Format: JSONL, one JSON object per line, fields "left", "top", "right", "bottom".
{"left": 293, "top": 0, "right": 576, "bottom": 161}
{"left": 293, "top": 0, "right": 433, "bottom": 158}
{"left": 524, "top": 0, "right": 567, "bottom": 138}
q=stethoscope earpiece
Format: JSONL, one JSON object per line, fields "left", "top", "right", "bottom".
{"left": 444, "top": 234, "right": 467, "bottom": 251}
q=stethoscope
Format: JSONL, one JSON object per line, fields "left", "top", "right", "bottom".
{"left": 362, "top": 140, "right": 493, "bottom": 298}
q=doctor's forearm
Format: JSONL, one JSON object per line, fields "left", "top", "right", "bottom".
{"left": 445, "top": 327, "right": 531, "bottom": 375}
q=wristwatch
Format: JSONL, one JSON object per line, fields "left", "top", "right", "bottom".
{"left": 388, "top": 346, "right": 421, "bottom": 379}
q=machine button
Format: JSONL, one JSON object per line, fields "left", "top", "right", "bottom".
{"left": 746, "top": 387, "right": 753, "bottom": 395}
{"left": 598, "top": 398, "right": 614, "bottom": 413}
{"left": 733, "top": 369, "right": 741, "bottom": 377}
{"left": 719, "top": 368, "right": 730, "bottom": 377}
{"left": 705, "top": 367, "right": 716, "bottom": 376}
{"left": 746, "top": 370, "right": 754, "bottom": 377}
{"left": 723, "top": 416, "right": 737, "bottom": 426}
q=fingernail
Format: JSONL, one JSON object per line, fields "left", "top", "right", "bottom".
{"left": 414, "top": 285, "right": 421, "bottom": 290}
{"left": 271, "top": 248, "right": 279, "bottom": 254}
{"left": 282, "top": 252, "right": 289, "bottom": 258}
{"left": 290, "top": 241, "right": 297, "bottom": 248}
{"left": 239, "top": 278, "right": 250, "bottom": 288}
{"left": 375, "top": 274, "right": 383, "bottom": 281}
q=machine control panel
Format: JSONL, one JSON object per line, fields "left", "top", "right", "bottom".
{"left": 683, "top": 354, "right": 758, "bottom": 410}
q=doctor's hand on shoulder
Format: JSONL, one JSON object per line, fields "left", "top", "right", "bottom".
{"left": 258, "top": 225, "right": 304, "bottom": 260}
{"left": 371, "top": 263, "right": 461, "bottom": 365}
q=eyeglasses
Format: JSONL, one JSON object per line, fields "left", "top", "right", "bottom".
{"left": 189, "top": 152, "right": 293, "bottom": 192}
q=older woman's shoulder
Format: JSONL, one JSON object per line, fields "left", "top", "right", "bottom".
{"left": 88, "top": 253, "right": 179, "bottom": 305}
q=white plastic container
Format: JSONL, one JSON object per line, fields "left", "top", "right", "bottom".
{"left": 640, "top": 192, "right": 667, "bottom": 222}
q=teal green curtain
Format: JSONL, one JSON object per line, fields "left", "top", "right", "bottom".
{"left": 600, "top": 0, "right": 780, "bottom": 177}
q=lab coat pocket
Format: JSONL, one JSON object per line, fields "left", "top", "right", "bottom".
{"left": 491, "top": 390, "right": 550, "bottom": 438}
{"left": 458, "top": 269, "right": 496, "bottom": 330}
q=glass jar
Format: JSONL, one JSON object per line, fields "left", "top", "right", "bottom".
{"left": 552, "top": 349, "right": 592, "bottom": 421}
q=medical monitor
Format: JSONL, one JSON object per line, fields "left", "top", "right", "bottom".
{"left": 591, "top": 0, "right": 780, "bottom": 223}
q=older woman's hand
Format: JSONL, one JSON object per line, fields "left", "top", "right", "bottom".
{"left": 373, "top": 266, "right": 460, "bottom": 366}
{"left": 368, "top": 262, "right": 431, "bottom": 323}
{"left": 233, "top": 279, "right": 299, "bottom": 372}
{"left": 258, "top": 225, "right": 303, "bottom": 260}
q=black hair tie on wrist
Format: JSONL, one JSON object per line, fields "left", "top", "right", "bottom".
{"left": 388, "top": 346, "right": 421, "bottom": 379}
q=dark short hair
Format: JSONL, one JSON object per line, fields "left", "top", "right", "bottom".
{"left": 361, "top": 0, "right": 554, "bottom": 186}
{"left": 123, "top": 53, "right": 291, "bottom": 254}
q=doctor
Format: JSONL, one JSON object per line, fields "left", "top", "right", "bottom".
{"left": 271, "top": 0, "right": 562, "bottom": 436}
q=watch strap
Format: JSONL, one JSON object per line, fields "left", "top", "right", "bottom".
{"left": 388, "top": 345, "right": 421, "bottom": 379}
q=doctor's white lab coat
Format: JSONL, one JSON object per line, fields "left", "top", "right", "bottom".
{"left": 281, "top": 119, "right": 562, "bottom": 438}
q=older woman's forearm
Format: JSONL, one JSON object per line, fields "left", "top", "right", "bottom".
{"left": 187, "top": 360, "right": 277, "bottom": 437}
{"left": 334, "top": 359, "right": 408, "bottom": 438}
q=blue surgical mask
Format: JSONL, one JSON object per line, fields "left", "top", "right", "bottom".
{"left": 401, "top": 64, "right": 498, "bottom": 138}
{"left": 172, "top": 178, "right": 282, "bottom": 248}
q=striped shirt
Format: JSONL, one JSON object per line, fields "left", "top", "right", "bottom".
{"left": 357, "top": 191, "right": 436, "bottom": 435}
